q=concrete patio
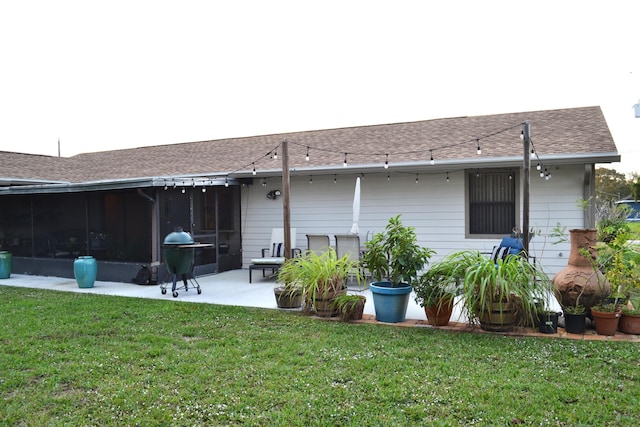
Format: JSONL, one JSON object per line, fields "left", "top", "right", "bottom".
{"left": 1, "top": 269, "right": 638, "bottom": 342}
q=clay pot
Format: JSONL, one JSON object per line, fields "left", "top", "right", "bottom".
{"left": 552, "top": 229, "right": 610, "bottom": 311}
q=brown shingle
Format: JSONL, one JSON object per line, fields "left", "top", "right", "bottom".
{"left": 0, "top": 106, "right": 617, "bottom": 184}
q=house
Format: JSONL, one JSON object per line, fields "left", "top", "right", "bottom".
{"left": 0, "top": 106, "right": 620, "bottom": 282}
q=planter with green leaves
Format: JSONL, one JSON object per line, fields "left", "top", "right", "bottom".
{"left": 277, "top": 247, "right": 361, "bottom": 317}
{"left": 332, "top": 294, "right": 366, "bottom": 321}
{"left": 413, "top": 251, "right": 469, "bottom": 326}
{"left": 590, "top": 302, "right": 622, "bottom": 336}
{"left": 619, "top": 298, "right": 640, "bottom": 335}
{"left": 362, "top": 215, "right": 434, "bottom": 323}
{"left": 562, "top": 304, "right": 587, "bottom": 334}
{"left": 461, "top": 251, "right": 551, "bottom": 332}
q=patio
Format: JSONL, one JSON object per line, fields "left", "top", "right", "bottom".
{"left": 1, "top": 269, "right": 638, "bottom": 342}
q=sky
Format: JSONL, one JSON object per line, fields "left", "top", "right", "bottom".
{"left": 1, "top": 1, "right": 639, "bottom": 175}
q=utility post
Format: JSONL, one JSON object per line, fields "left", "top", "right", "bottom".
{"left": 522, "top": 121, "right": 531, "bottom": 256}
{"left": 281, "top": 138, "right": 292, "bottom": 259}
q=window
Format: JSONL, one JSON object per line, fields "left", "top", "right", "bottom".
{"left": 467, "top": 169, "right": 516, "bottom": 236}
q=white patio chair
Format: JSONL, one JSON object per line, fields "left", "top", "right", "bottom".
{"left": 249, "top": 228, "right": 299, "bottom": 283}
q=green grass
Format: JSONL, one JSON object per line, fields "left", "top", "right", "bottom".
{"left": 1, "top": 286, "right": 639, "bottom": 426}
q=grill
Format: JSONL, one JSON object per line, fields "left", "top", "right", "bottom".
{"left": 160, "top": 227, "right": 209, "bottom": 297}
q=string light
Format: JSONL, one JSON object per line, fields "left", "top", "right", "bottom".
{"left": 262, "top": 178, "right": 267, "bottom": 186}
{"left": 220, "top": 122, "right": 558, "bottom": 187}
{"left": 309, "top": 175, "right": 313, "bottom": 184}
{"left": 225, "top": 177, "right": 229, "bottom": 187}
{"left": 163, "top": 180, "right": 167, "bottom": 190}
{"left": 181, "top": 188, "right": 186, "bottom": 194}
{"left": 415, "top": 174, "right": 419, "bottom": 184}
{"left": 334, "top": 174, "right": 337, "bottom": 184}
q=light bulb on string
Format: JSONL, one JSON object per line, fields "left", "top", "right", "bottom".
{"left": 343, "top": 153, "right": 348, "bottom": 167}
{"left": 262, "top": 178, "right": 267, "bottom": 187}
{"left": 536, "top": 163, "right": 541, "bottom": 171}
{"left": 305, "top": 147, "right": 310, "bottom": 161}
{"left": 415, "top": 174, "right": 419, "bottom": 184}
{"left": 384, "top": 153, "right": 389, "bottom": 169}
{"left": 476, "top": 139, "right": 482, "bottom": 155}
{"left": 334, "top": 174, "right": 337, "bottom": 184}
{"left": 309, "top": 175, "right": 313, "bottom": 184}
{"left": 252, "top": 163, "right": 256, "bottom": 175}
{"left": 181, "top": 188, "right": 186, "bottom": 194}
{"left": 446, "top": 172, "right": 450, "bottom": 183}
{"left": 540, "top": 169, "right": 545, "bottom": 178}
{"left": 430, "top": 150, "right": 435, "bottom": 165}
{"left": 273, "top": 150, "right": 278, "bottom": 160}
{"left": 387, "top": 173, "right": 391, "bottom": 181}
{"left": 225, "top": 177, "right": 229, "bottom": 187}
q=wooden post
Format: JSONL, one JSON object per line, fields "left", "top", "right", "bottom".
{"left": 281, "top": 138, "right": 292, "bottom": 259}
{"left": 522, "top": 121, "right": 530, "bottom": 256}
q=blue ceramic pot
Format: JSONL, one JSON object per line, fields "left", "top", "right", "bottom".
{"left": 0, "top": 251, "right": 12, "bottom": 279}
{"left": 74, "top": 256, "right": 97, "bottom": 288}
{"left": 370, "top": 281, "right": 412, "bottom": 323}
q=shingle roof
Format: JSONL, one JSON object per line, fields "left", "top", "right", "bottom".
{"left": 0, "top": 106, "right": 618, "bottom": 185}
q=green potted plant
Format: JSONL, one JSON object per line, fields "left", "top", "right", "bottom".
{"left": 332, "top": 294, "right": 367, "bottom": 321}
{"left": 461, "top": 251, "right": 551, "bottom": 332}
{"left": 619, "top": 295, "right": 640, "bottom": 335}
{"left": 277, "top": 247, "right": 362, "bottom": 317}
{"left": 413, "top": 251, "right": 470, "bottom": 326}
{"left": 362, "top": 215, "right": 435, "bottom": 323}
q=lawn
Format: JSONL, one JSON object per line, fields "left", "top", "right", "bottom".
{"left": 1, "top": 286, "right": 638, "bottom": 426}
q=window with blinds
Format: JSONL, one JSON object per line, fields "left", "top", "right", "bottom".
{"left": 468, "top": 170, "right": 516, "bottom": 235}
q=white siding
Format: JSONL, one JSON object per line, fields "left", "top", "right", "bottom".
{"left": 241, "top": 165, "right": 587, "bottom": 277}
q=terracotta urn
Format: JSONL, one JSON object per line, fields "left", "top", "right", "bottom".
{"left": 552, "top": 229, "right": 610, "bottom": 311}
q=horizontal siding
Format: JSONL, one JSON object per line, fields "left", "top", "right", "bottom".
{"left": 241, "top": 165, "right": 588, "bottom": 277}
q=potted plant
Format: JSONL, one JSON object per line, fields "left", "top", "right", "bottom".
{"left": 332, "top": 294, "right": 367, "bottom": 321}
{"left": 277, "top": 247, "right": 361, "bottom": 317}
{"left": 619, "top": 295, "right": 640, "bottom": 335}
{"left": 562, "top": 303, "right": 588, "bottom": 334}
{"left": 413, "top": 251, "right": 469, "bottom": 326}
{"left": 461, "top": 251, "right": 551, "bottom": 332}
{"left": 362, "top": 215, "right": 435, "bottom": 323}
{"left": 590, "top": 301, "right": 622, "bottom": 336}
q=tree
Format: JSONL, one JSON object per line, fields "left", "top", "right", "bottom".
{"left": 596, "top": 167, "right": 631, "bottom": 203}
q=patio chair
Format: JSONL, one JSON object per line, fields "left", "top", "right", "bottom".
{"left": 306, "top": 234, "right": 331, "bottom": 254}
{"left": 334, "top": 234, "right": 366, "bottom": 288}
{"left": 488, "top": 235, "right": 536, "bottom": 265}
{"left": 249, "top": 228, "right": 299, "bottom": 283}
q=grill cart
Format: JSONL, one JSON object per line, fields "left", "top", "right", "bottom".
{"left": 161, "top": 227, "right": 212, "bottom": 297}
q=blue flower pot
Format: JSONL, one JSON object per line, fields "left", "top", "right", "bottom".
{"left": 0, "top": 251, "right": 12, "bottom": 279}
{"left": 370, "top": 281, "right": 412, "bottom": 323}
{"left": 74, "top": 256, "right": 97, "bottom": 288}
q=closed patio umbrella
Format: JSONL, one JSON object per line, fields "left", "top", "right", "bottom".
{"left": 350, "top": 177, "right": 360, "bottom": 235}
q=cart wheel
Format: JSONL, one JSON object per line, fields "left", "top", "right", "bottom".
{"left": 197, "top": 288, "right": 202, "bottom": 294}
{"left": 172, "top": 291, "right": 178, "bottom": 298}
{"left": 161, "top": 289, "right": 167, "bottom": 295}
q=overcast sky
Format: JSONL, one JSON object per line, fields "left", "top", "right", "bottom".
{"left": 1, "top": 1, "right": 639, "bottom": 175}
